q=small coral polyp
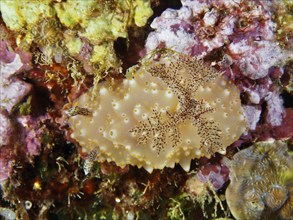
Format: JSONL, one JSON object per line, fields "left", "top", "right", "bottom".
{"left": 225, "top": 141, "right": 293, "bottom": 220}
{"left": 69, "top": 50, "right": 246, "bottom": 172}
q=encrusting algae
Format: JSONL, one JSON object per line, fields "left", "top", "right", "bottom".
{"left": 68, "top": 50, "right": 246, "bottom": 173}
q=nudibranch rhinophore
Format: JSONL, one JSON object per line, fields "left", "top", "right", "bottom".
{"left": 68, "top": 50, "right": 246, "bottom": 173}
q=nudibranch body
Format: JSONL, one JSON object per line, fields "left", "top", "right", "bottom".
{"left": 69, "top": 51, "right": 246, "bottom": 172}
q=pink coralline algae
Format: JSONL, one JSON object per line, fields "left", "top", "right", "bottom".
{"left": 146, "top": 0, "right": 278, "bottom": 59}
{"left": 145, "top": 0, "right": 292, "bottom": 134}
{"left": 17, "top": 116, "right": 46, "bottom": 157}
{"left": 0, "top": 42, "right": 32, "bottom": 144}
{"left": 226, "top": 40, "right": 288, "bottom": 80}
{"left": 0, "top": 111, "right": 12, "bottom": 146}
{"left": 242, "top": 105, "right": 261, "bottom": 130}
{"left": 264, "top": 91, "right": 285, "bottom": 126}
{"left": 0, "top": 147, "right": 13, "bottom": 184}
{"left": 0, "top": 42, "right": 32, "bottom": 185}
{"left": 197, "top": 162, "right": 229, "bottom": 190}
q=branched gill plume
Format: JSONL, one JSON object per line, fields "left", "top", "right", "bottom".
{"left": 130, "top": 50, "right": 222, "bottom": 155}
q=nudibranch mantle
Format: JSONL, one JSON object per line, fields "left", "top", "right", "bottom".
{"left": 69, "top": 51, "right": 246, "bottom": 173}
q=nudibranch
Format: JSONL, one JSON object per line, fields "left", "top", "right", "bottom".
{"left": 68, "top": 50, "right": 246, "bottom": 173}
